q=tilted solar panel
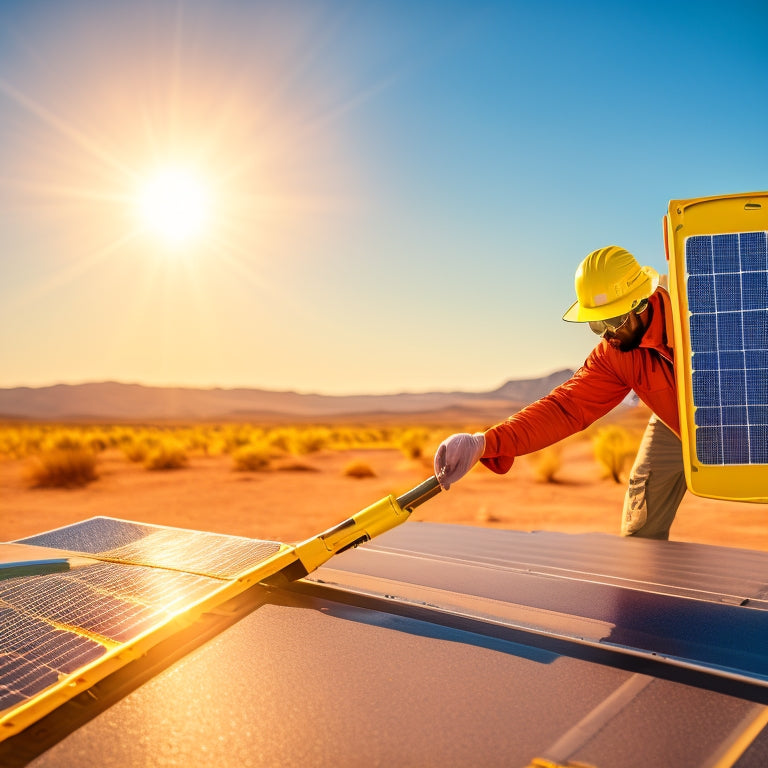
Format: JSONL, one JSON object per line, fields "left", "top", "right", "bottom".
{"left": 666, "top": 191, "right": 768, "bottom": 500}
{"left": 686, "top": 232, "right": 768, "bottom": 465}
{"left": 0, "top": 561, "right": 218, "bottom": 713}
{"left": 0, "top": 521, "right": 297, "bottom": 740}
{"left": 0, "top": 479, "right": 431, "bottom": 741}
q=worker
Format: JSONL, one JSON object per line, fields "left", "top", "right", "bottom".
{"left": 434, "top": 245, "right": 685, "bottom": 540}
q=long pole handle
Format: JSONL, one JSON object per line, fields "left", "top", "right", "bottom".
{"left": 396, "top": 476, "right": 442, "bottom": 512}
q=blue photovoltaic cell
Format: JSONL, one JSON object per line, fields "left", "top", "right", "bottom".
{"left": 0, "top": 562, "right": 219, "bottom": 713}
{"left": 687, "top": 231, "right": 768, "bottom": 465}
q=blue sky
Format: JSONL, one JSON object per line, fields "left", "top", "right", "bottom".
{"left": 1, "top": 0, "right": 766, "bottom": 394}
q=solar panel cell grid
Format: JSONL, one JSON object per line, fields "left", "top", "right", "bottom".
{"left": 0, "top": 604, "right": 106, "bottom": 712}
{"left": 1, "top": 518, "right": 304, "bottom": 739}
{"left": 21, "top": 518, "right": 283, "bottom": 579}
{"left": 685, "top": 231, "right": 768, "bottom": 466}
{"left": 0, "top": 562, "right": 222, "bottom": 715}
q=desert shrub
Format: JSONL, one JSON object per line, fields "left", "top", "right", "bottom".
{"left": 202, "top": 435, "right": 226, "bottom": 456}
{"left": 220, "top": 425, "right": 259, "bottom": 454}
{"left": 266, "top": 428, "right": 295, "bottom": 454}
{"left": 111, "top": 427, "right": 139, "bottom": 450}
{"left": 0, "top": 429, "right": 24, "bottom": 459}
{"left": 83, "top": 430, "right": 110, "bottom": 453}
{"left": 122, "top": 433, "right": 159, "bottom": 463}
{"left": 144, "top": 440, "right": 188, "bottom": 470}
{"left": 528, "top": 445, "right": 563, "bottom": 483}
{"left": 123, "top": 441, "right": 149, "bottom": 463}
{"left": 24, "top": 429, "right": 45, "bottom": 456}
{"left": 476, "top": 508, "right": 502, "bottom": 523}
{"left": 189, "top": 425, "right": 235, "bottom": 455}
{"left": 174, "top": 428, "right": 198, "bottom": 453}
{"left": 99, "top": 426, "right": 124, "bottom": 450}
{"left": 0, "top": 426, "right": 96, "bottom": 459}
{"left": 185, "top": 425, "right": 225, "bottom": 456}
{"left": 292, "top": 427, "right": 329, "bottom": 454}
{"left": 43, "top": 430, "right": 86, "bottom": 452}
{"left": 592, "top": 426, "right": 635, "bottom": 483}
{"left": 232, "top": 443, "right": 271, "bottom": 472}
{"left": 184, "top": 427, "right": 208, "bottom": 454}
{"left": 396, "top": 428, "right": 430, "bottom": 460}
{"left": 277, "top": 461, "right": 319, "bottom": 472}
{"left": 369, "top": 427, "right": 391, "bottom": 445}
{"left": 329, "top": 427, "right": 356, "bottom": 448}
{"left": 349, "top": 427, "right": 388, "bottom": 447}
{"left": 28, "top": 448, "right": 99, "bottom": 488}
{"left": 343, "top": 460, "right": 376, "bottom": 478}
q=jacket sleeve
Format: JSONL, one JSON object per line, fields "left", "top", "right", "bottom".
{"left": 481, "top": 345, "right": 631, "bottom": 474}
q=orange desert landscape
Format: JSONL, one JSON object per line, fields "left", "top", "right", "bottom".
{"left": 2, "top": 406, "right": 767, "bottom": 554}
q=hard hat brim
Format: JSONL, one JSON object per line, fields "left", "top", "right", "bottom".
{"left": 562, "top": 266, "right": 660, "bottom": 323}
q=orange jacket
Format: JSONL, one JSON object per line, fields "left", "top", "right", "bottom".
{"left": 481, "top": 288, "right": 679, "bottom": 475}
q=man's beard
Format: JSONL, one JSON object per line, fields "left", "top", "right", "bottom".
{"left": 609, "top": 331, "right": 644, "bottom": 352}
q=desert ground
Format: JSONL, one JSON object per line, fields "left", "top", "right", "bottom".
{"left": 2, "top": 412, "right": 768, "bottom": 554}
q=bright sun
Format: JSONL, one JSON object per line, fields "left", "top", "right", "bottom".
{"left": 136, "top": 168, "right": 211, "bottom": 247}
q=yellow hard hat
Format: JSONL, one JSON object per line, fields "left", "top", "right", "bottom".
{"left": 562, "top": 245, "right": 659, "bottom": 322}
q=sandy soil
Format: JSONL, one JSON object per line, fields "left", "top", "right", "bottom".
{"left": 2, "top": 435, "right": 767, "bottom": 553}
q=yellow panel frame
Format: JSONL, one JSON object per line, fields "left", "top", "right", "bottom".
{"left": 666, "top": 190, "right": 768, "bottom": 501}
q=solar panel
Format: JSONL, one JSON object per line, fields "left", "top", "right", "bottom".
{"left": 0, "top": 479, "right": 433, "bottom": 741}
{"left": 0, "top": 560, "right": 218, "bottom": 713}
{"left": 0, "top": 520, "right": 297, "bottom": 740}
{"left": 686, "top": 232, "right": 768, "bottom": 465}
{"left": 666, "top": 191, "right": 768, "bottom": 500}
{"left": 20, "top": 517, "right": 283, "bottom": 579}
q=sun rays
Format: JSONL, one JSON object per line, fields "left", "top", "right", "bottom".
{"left": 135, "top": 167, "right": 212, "bottom": 248}
{"left": 0, "top": 0, "right": 390, "bottom": 391}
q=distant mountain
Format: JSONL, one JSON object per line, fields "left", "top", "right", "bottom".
{"left": 0, "top": 369, "right": 574, "bottom": 423}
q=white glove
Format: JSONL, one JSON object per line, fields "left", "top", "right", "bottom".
{"left": 434, "top": 432, "right": 485, "bottom": 490}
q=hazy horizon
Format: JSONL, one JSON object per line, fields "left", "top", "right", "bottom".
{"left": 0, "top": 364, "right": 574, "bottom": 397}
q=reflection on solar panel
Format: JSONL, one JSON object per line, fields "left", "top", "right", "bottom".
{"left": 20, "top": 517, "right": 283, "bottom": 579}
{"left": 1, "top": 481, "right": 421, "bottom": 741}
{"left": 0, "top": 561, "right": 217, "bottom": 712}
{"left": 667, "top": 191, "right": 768, "bottom": 500}
{"left": 1, "top": 519, "right": 295, "bottom": 740}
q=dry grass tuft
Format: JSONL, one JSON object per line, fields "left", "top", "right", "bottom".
{"left": 232, "top": 444, "right": 272, "bottom": 472}
{"left": 277, "top": 462, "right": 319, "bottom": 472}
{"left": 27, "top": 448, "right": 99, "bottom": 489}
{"left": 343, "top": 460, "right": 376, "bottom": 479}
{"left": 528, "top": 446, "right": 563, "bottom": 483}
{"left": 123, "top": 438, "right": 153, "bottom": 463}
{"left": 475, "top": 508, "right": 502, "bottom": 523}
{"left": 293, "top": 427, "right": 331, "bottom": 455}
{"left": 144, "top": 441, "right": 188, "bottom": 471}
{"left": 396, "top": 428, "right": 431, "bottom": 460}
{"left": 592, "top": 426, "right": 636, "bottom": 483}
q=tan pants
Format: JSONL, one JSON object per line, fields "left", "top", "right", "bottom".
{"left": 622, "top": 415, "right": 687, "bottom": 540}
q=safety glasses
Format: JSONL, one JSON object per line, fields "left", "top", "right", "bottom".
{"left": 589, "top": 299, "right": 648, "bottom": 336}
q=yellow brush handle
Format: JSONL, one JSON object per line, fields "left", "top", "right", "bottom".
{"left": 275, "top": 477, "right": 441, "bottom": 583}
